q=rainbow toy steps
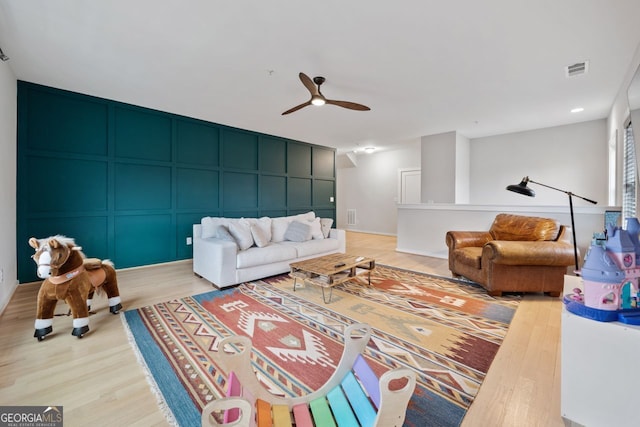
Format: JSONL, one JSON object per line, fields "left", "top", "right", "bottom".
{"left": 201, "top": 323, "right": 416, "bottom": 427}
{"left": 564, "top": 218, "right": 640, "bottom": 325}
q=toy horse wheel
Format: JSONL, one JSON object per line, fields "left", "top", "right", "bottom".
{"left": 72, "top": 325, "right": 90, "bottom": 338}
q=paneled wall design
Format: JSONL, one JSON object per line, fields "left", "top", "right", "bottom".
{"left": 17, "top": 82, "right": 336, "bottom": 282}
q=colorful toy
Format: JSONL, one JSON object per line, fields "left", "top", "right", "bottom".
{"left": 202, "top": 323, "right": 416, "bottom": 427}
{"left": 567, "top": 287, "right": 583, "bottom": 302}
{"left": 564, "top": 218, "right": 640, "bottom": 324}
{"left": 29, "top": 235, "right": 122, "bottom": 341}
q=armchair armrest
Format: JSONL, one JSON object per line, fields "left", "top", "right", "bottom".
{"left": 482, "top": 240, "right": 575, "bottom": 266}
{"left": 446, "top": 231, "right": 493, "bottom": 250}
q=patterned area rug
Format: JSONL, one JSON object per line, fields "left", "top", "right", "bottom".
{"left": 122, "top": 265, "right": 520, "bottom": 427}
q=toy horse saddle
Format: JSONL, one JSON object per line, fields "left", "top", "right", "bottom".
{"left": 83, "top": 258, "right": 107, "bottom": 288}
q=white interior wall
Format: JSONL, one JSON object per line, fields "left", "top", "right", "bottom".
{"left": 337, "top": 118, "right": 609, "bottom": 237}
{"left": 336, "top": 139, "right": 421, "bottom": 234}
{"left": 455, "top": 133, "right": 470, "bottom": 203}
{"left": 0, "top": 63, "right": 17, "bottom": 314}
{"left": 469, "top": 119, "right": 608, "bottom": 206}
{"left": 420, "top": 132, "right": 456, "bottom": 203}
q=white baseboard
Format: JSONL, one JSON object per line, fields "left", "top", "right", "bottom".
{"left": 117, "top": 258, "right": 192, "bottom": 272}
{"left": 395, "top": 247, "right": 448, "bottom": 259}
{"left": 343, "top": 228, "right": 397, "bottom": 237}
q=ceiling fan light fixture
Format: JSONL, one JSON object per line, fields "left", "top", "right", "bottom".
{"left": 282, "top": 72, "right": 370, "bottom": 115}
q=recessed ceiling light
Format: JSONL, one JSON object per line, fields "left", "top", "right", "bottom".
{"left": 364, "top": 147, "right": 376, "bottom": 154}
{"left": 571, "top": 107, "right": 584, "bottom": 113}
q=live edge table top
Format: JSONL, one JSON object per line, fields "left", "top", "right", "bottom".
{"left": 289, "top": 253, "right": 376, "bottom": 297}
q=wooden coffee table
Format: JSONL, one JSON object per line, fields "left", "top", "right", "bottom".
{"left": 289, "top": 253, "right": 376, "bottom": 303}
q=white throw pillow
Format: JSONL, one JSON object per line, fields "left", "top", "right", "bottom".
{"left": 201, "top": 217, "right": 217, "bottom": 238}
{"left": 215, "top": 225, "right": 236, "bottom": 243}
{"left": 296, "top": 211, "right": 316, "bottom": 222}
{"left": 308, "top": 217, "right": 324, "bottom": 239}
{"left": 215, "top": 225, "right": 237, "bottom": 244}
{"left": 247, "top": 217, "right": 272, "bottom": 242}
{"left": 320, "top": 218, "right": 333, "bottom": 238}
{"left": 271, "top": 216, "right": 291, "bottom": 242}
{"left": 201, "top": 217, "right": 232, "bottom": 238}
{"left": 228, "top": 219, "right": 254, "bottom": 250}
{"left": 272, "top": 212, "right": 315, "bottom": 242}
{"left": 250, "top": 223, "right": 270, "bottom": 247}
{"left": 284, "top": 221, "right": 312, "bottom": 242}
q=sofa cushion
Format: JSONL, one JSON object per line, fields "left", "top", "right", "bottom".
{"left": 320, "top": 218, "right": 333, "bottom": 238}
{"left": 308, "top": 217, "right": 324, "bottom": 239}
{"left": 250, "top": 223, "right": 270, "bottom": 247}
{"left": 236, "top": 244, "right": 298, "bottom": 269}
{"left": 215, "top": 225, "right": 237, "bottom": 244}
{"left": 284, "top": 221, "right": 312, "bottom": 242}
{"left": 271, "top": 217, "right": 290, "bottom": 243}
{"left": 489, "top": 213, "right": 560, "bottom": 241}
{"left": 281, "top": 238, "right": 341, "bottom": 258}
{"left": 247, "top": 217, "right": 272, "bottom": 242}
{"left": 453, "top": 247, "right": 483, "bottom": 269}
{"left": 201, "top": 216, "right": 232, "bottom": 238}
{"left": 229, "top": 219, "right": 254, "bottom": 250}
{"left": 271, "top": 212, "right": 316, "bottom": 242}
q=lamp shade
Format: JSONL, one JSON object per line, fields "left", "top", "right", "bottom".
{"left": 506, "top": 178, "right": 535, "bottom": 197}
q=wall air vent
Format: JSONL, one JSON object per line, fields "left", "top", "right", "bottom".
{"left": 566, "top": 61, "right": 589, "bottom": 78}
{"left": 347, "top": 209, "right": 357, "bottom": 226}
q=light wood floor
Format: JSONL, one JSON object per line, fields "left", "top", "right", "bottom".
{"left": 0, "top": 231, "right": 565, "bottom": 426}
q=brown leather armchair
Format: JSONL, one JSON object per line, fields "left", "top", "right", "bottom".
{"left": 445, "top": 213, "right": 575, "bottom": 296}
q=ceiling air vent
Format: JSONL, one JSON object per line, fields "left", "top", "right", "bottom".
{"left": 566, "top": 61, "right": 589, "bottom": 78}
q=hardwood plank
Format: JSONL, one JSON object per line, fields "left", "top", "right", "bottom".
{"left": 0, "top": 231, "right": 564, "bottom": 427}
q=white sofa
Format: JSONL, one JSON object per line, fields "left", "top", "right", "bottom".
{"left": 193, "top": 212, "right": 346, "bottom": 288}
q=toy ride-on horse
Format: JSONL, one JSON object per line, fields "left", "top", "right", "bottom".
{"left": 29, "top": 235, "right": 122, "bottom": 341}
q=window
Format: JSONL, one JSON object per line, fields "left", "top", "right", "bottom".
{"left": 623, "top": 121, "right": 636, "bottom": 219}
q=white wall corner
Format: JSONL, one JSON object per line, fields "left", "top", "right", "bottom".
{"left": 337, "top": 152, "right": 358, "bottom": 168}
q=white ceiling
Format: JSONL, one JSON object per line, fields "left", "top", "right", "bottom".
{"left": 1, "top": 1, "right": 640, "bottom": 154}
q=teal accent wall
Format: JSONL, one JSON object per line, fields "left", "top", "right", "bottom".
{"left": 17, "top": 81, "right": 336, "bottom": 282}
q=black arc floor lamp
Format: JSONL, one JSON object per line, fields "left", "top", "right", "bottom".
{"left": 506, "top": 176, "right": 597, "bottom": 272}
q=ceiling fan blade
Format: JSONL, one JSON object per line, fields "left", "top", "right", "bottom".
{"left": 325, "top": 99, "right": 370, "bottom": 111}
{"left": 282, "top": 100, "right": 312, "bottom": 115}
{"left": 299, "top": 72, "right": 319, "bottom": 96}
